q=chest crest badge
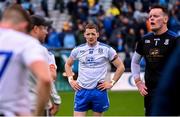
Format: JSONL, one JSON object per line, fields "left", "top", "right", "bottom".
{"left": 98, "top": 48, "right": 103, "bottom": 54}
{"left": 164, "top": 39, "right": 169, "bottom": 45}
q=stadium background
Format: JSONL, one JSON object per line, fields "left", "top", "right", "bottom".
{"left": 0, "top": 0, "right": 180, "bottom": 116}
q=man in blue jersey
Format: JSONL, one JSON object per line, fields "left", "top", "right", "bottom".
{"left": 65, "top": 23, "right": 125, "bottom": 116}
{"left": 131, "top": 5, "right": 179, "bottom": 116}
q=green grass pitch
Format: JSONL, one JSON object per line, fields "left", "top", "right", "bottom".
{"left": 56, "top": 91, "right": 144, "bottom": 116}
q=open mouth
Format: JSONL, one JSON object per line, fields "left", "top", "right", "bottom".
{"left": 150, "top": 22, "right": 155, "bottom": 26}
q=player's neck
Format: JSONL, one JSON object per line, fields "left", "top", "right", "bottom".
{"left": 0, "top": 22, "right": 14, "bottom": 29}
{"left": 88, "top": 41, "right": 98, "bottom": 47}
{"left": 154, "top": 26, "right": 168, "bottom": 35}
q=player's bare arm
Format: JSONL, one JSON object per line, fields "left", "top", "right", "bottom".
{"left": 49, "top": 64, "right": 60, "bottom": 115}
{"left": 49, "top": 64, "right": 57, "bottom": 80}
{"left": 29, "top": 61, "right": 52, "bottom": 116}
{"left": 50, "top": 88, "right": 61, "bottom": 116}
{"left": 65, "top": 57, "right": 81, "bottom": 91}
{"left": 97, "top": 55, "right": 125, "bottom": 90}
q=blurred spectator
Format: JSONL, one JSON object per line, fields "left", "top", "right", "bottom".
{"left": 41, "top": 0, "right": 48, "bottom": 17}
{"left": 88, "top": 0, "right": 100, "bottom": 23}
{"left": 107, "top": 4, "right": 120, "bottom": 17}
{"left": 54, "top": 0, "right": 64, "bottom": 13}
{"left": 125, "top": 28, "right": 136, "bottom": 58}
{"left": 34, "top": 5, "right": 45, "bottom": 17}
{"left": 102, "top": 15, "right": 113, "bottom": 38}
{"left": 168, "top": 4, "right": 180, "bottom": 34}
{"left": 141, "top": 0, "right": 151, "bottom": 12}
{"left": 75, "top": 21, "right": 86, "bottom": 45}
{"left": 116, "top": 33, "right": 125, "bottom": 53}
{"left": 46, "top": 27, "right": 61, "bottom": 48}
{"left": 76, "top": 1, "right": 89, "bottom": 22}
{"left": 0, "top": 0, "right": 6, "bottom": 13}
{"left": 59, "top": 22, "right": 77, "bottom": 48}
{"left": 67, "top": 0, "right": 77, "bottom": 16}
{"left": 88, "top": 0, "right": 95, "bottom": 8}
{"left": 21, "top": 0, "right": 34, "bottom": 14}
{"left": 133, "top": 7, "right": 148, "bottom": 23}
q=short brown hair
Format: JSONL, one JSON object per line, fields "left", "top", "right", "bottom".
{"left": 2, "top": 4, "right": 31, "bottom": 30}
{"left": 84, "top": 23, "right": 99, "bottom": 32}
{"left": 149, "top": 4, "right": 168, "bottom": 15}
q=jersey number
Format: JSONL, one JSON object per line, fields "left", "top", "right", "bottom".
{"left": 0, "top": 51, "right": 13, "bottom": 79}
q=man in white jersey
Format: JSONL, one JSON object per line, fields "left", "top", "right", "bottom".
{"left": 0, "top": 4, "right": 52, "bottom": 116}
{"left": 65, "top": 23, "right": 125, "bottom": 116}
{"left": 29, "top": 15, "right": 61, "bottom": 116}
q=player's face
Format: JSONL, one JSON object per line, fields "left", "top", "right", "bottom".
{"left": 37, "top": 25, "right": 48, "bottom": 43}
{"left": 84, "top": 28, "right": 99, "bottom": 46}
{"left": 148, "top": 8, "right": 168, "bottom": 32}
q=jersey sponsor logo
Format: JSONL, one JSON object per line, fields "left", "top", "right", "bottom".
{"left": 0, "top": 51, "right": 13, "bottom": 79}
{"left": 84, "top": 56, "right": 96, "bottom": 66}
{"left": 85, "top": 56, "right": 94, "bottom": 62}
{"left": 145, "top": 40, "right": 150, "bottom": 43}
{"left": 89, "top": 49, "right": 94, "bottom": 54}
{"left": 164, "top": 39, "right": 169, "bottom": 45}
{"left": 98, "top": 48, "right": 103, "bottom": 54}
{"left": 149, "top": 48, "right": 160, "bottom": 56}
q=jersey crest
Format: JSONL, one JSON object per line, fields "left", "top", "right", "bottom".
{"left": 164, "top": 39, "right": 169, "bottom": 45}
{"left": 98, "top": 48, "right": 103, "bottom": 54}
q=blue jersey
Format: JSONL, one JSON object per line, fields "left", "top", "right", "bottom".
{"left": 70, "top": 42, "right": 117, "bottom": 89}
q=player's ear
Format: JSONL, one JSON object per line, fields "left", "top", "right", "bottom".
{"left": 33, "top": 25, "right": 39, "bottom": 33}
{"left": 83, "top": 31, "right": 86, "bottom": 38}
{"left": 97, "top": 32, "right": 99, "bottom": 38}
{"left": 163, "top": 15, "right": 168, "bottom": 24}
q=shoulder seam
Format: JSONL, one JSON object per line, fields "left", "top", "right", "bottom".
{"left": 143, "top": 32, "right": 154, "bottom": 39}
{"left": 99, "top": 43, "right": 111, "bottom": 48}
{"left": 76, "top": 43, "right": 86, "bottom": 48}
{"left": 167, "top": 30, "right": 177, "bottom": 37}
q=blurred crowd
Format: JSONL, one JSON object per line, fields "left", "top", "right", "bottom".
{"left": 0, "top": 0, "right": 180, "bottom": 70}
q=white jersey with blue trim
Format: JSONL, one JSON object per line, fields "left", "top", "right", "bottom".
{"left": 0, "top": 28, "right": 46, "bottom": 115}
{"left": 70, "top": 42, "right": 117, "bottom": 89}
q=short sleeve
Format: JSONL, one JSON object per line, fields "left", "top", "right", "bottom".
{"left": 48, "top": 52, "right": 57, "bottom": 69}
{"left": 136, "top": 39, "right": 144, "bottom": 55}
{"left": 70, "top": 47, "right": 79, "bottom": 60}
{"left": 108, "top": 47, "right": 117, "bottom": 61}
{"left": 22, "top": 41, "right": 46, "bottom": 66}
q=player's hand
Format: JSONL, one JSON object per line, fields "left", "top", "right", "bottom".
{"left": 50, "top": 104, "right": 59, "bottom": 115}
{"left": 69, "top": 80, "right": 82, "bottom": 91}
{"left": 97, "top": 81, "right": 113, "bottom": 91}
{"left": 136, "top": 81, "right": 148, "bottom": 96}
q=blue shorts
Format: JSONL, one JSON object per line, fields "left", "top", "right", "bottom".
{"left": 74, "top": 88, "right": 110, "bottom": 112}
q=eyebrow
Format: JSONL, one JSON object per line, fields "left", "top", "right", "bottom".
{"left": 86, "top": 33, "right": 96, "bottom": 35}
